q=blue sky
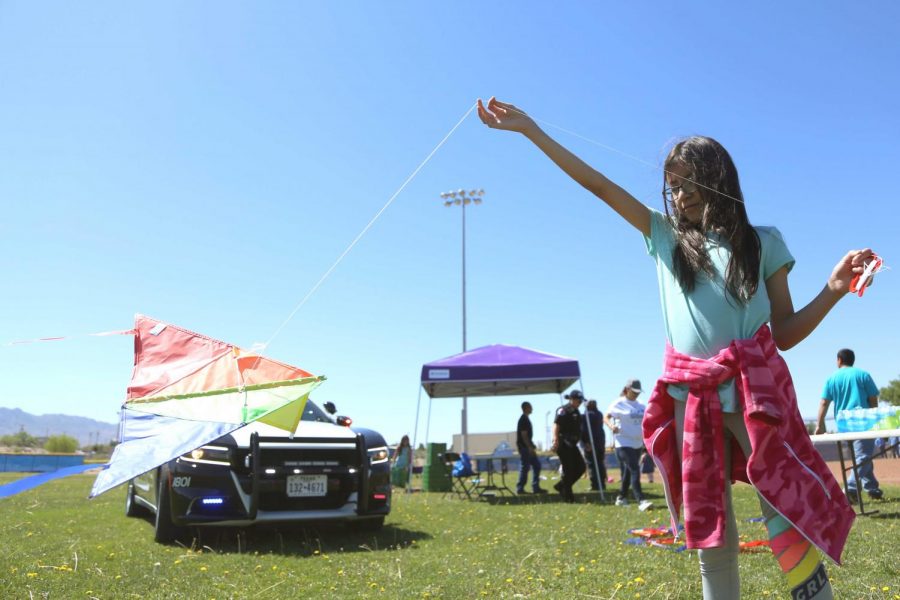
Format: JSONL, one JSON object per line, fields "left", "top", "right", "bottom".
{"left": 2, "top": 2, "right": 898, "bottom": 449}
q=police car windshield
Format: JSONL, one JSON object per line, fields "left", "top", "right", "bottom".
{"left": 300, "top": 400, "right": 334, "bottom": 423}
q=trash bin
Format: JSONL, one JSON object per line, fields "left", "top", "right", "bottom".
{"left": 425, "top": 442, "right": 446, "bottom": 466}
{"left": 423, "top": 443, "right": 451, "bottom": 492}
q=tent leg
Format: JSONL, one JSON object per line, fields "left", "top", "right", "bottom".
{"left": 408, "top": 387, "right": 423, "bottom": 494}
{"left": 425, "top": 396, "right": 433, "bottom": 449}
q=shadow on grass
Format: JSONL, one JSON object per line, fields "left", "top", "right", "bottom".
{"left": 868, "top": 511, "right": 900, "bottom": 519}
{"left": 863, "top": 495, "right": 900, "bottom": 519}
{"left": 134, "top": 516, "right": 432, "bottom": 555}
{"left": 482, "top": 489, "right": 667, "bottom": 506}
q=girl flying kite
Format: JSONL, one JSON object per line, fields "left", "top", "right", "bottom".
{"left": 478, "top": 97, "right": 870, "bottom": 600}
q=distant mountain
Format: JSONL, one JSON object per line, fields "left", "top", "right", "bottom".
{"left": 0, "top": 408, "right": 118, "bottom": 447}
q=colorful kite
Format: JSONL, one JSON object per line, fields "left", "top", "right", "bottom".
{"left": 90, "top": 315, "right": 324, "bottom": 498}
{"left": 624, "top": 525, "right": 769, "bottom": 554}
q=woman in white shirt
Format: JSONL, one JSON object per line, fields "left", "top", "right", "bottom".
{"left": 605, "top": 379, "right": 652, "bottom": 511}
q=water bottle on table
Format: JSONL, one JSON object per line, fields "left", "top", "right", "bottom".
{"left": 851, "top": 408, "right": 866, "bottom": 432}
{"left": 835, "top": 410, "right": 849, "bottom": 433}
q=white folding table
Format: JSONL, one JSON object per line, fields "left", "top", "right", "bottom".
{"left": 809, "top": 428, "right": 900, "bottom": 516}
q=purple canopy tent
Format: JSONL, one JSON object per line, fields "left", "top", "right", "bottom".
{"left": 420, "top": 344, "right": 581, "bottom": 398}
{"left": 413, "top": 344, "right": 602, "bottom": 499}
{"left": 413, "top": 344, "right": 595, "bottom": 485}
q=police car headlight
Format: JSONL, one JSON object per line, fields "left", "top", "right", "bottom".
{"left": 183, "top": 445, "right": 231, "bottom": 465}
{"left": 368, "top": 446, "right": 389, "bottom": 465}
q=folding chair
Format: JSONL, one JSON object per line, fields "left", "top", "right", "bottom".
{"left": 473, "top": 456, "right": 514, "bottom": 499}
{"left": 442, "top": 452, "right": 480, "bottom": 500}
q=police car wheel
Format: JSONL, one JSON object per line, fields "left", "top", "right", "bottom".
{"left": 154, "top": 468, "right": 187, "bottom": 544}
{"left": 124, "top": 481, "right": 145, "bottom": 518}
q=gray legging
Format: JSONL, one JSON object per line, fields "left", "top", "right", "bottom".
{"left": 673, "top": 401, "right": 832, "bottom": 600}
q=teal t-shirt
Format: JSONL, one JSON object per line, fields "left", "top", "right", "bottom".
{"left": 822, "top": 366, "right": 878, "bottom": 416}
{"left": 645, "top": 209, "right": 795, "bottom": 411}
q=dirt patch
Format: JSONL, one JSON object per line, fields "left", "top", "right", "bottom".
{"left": 635, "top": 458, "right": 900, "bottom": 487}
{"left": 824, "top": 457, "right": 900, "bottom": 486}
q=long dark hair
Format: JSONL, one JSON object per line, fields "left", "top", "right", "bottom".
{"left": 662, "top": 136, "right": 761, "bottom": 304}
{"left": 393, "top": 435, "right": 411, "bottom": 461}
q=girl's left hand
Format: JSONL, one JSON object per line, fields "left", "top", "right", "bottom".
{"left": 827, "top": 248, "right": 875, "bottom": 295}
{"left": 477, "top": 97, "right": 537, "bottom": 135}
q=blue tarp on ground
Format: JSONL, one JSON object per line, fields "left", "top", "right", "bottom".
{"left": 0, "top": 464, "right": 99, "bottom": 499}
{"left": 0, "top": 453, "right": 85, "bottom": 472}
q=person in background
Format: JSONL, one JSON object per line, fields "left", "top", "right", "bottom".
{"left": 581, "top": 399, "right": 607, "bottom": 492}
{"left": 816, "top": 348, "right": 882, "bottom": 500}
{"left": 390, "top": 434, "right": 412, "bottom": 488}
{"left": 515, "top": 401, "right": 547, "bottom": 494}
{"left": 640, "top": 447, "right": 655, "bottom": 484}
{"left": 874, "top": 437, "right": 885, "bottom": 459}
{"left": 552, "top": 390, "right": 586, "bottom": 503}
{"left": 605, "top": 379, "right": 652, "bottom": 511}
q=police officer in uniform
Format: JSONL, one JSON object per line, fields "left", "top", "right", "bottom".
{"left": 552, "top": 389, "right": 586, "bottom": 502}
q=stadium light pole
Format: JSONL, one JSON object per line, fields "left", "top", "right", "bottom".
{"left": 439, "top": 188, "right": 485, "bottom": 454}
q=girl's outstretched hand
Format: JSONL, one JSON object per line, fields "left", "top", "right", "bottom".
{"left": 827, "top": 248, "right": 876, "bottom": 295}
{"left": 477, "top": 97, "right": 537, "bottom": 134}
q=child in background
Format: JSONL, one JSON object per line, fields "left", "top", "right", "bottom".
{"left": 390, "top": 435, "right": 412, "bottom": 488}
{"left": 478, "top": 97, "right": 865, "bottom": 599}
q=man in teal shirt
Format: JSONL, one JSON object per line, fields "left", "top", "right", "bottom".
{"left": 816, "top": 348, "right": 882, "bottom": 500}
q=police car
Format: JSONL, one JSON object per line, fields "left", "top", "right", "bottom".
{"left": 124, "top": 400, "right": 391, "bottom": 543}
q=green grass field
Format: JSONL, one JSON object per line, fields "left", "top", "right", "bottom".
{"left": 1, "top": 472, "right": 897, "bottom": 599}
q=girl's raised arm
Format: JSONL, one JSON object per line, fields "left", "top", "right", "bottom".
{"left": 767, "top": 248, "right": 875, "bottom": 351}
{"left": 478, "top": 97, "right": 650, "bottom": 236}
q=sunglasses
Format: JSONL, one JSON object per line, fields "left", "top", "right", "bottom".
{"left": 663, "top": 180, "right": 698, "bottom": 203}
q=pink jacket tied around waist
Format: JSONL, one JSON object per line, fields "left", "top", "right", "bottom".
{"left": 642, "top": 325, "right": 855, "bottom": 564}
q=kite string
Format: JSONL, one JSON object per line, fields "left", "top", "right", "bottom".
{"left": 5, "top": 104, "right": 643, "bottom": 348}
{"left": 4, "top": 329, "right": 135, "bottom": 347}
{"left": 257, "top": 102, "right": 478, "bottom": 354}
{"left": 500, "top": 105, "right": 745, "bottom": 205}
{"left": 263, "top": 99, "right": 714, "bottom": 355}
{"left": 259, "top": 102, "right": 885, "bottom": 353}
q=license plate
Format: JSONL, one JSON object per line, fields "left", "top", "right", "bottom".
{"left": 286, "top": 475, "right": 327, "bottom": 497}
